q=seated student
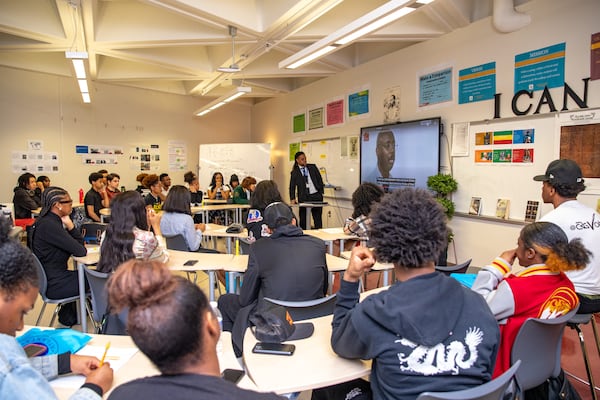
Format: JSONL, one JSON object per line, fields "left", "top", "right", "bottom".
{"left": 206, "top": 172, "right": 230, "bottom": 201}
{"left": 232, "top": 177, "right": 256, "bottom": 205}
{"left": 160, "top": 185, "right": 210, "bottom": 252}
{"left": 142, "top": 174, "right": 164, "bottom": 210}
{"left": 472, "top": 221, "right": 588, "bottom": 377}
{"left": 343, "top": 182, "right": 385, "bottom": 245}
{"left": 34, "top": 175, "right": 51, "bottom": 204}
{"left": 0, "top": 217, "right": 113, "bottom": 400}
{"left": 12, "top": 172, "right": 42, "bottom": 220}
{"left": 245, "top": 180, "right": 283, "bottom": 242}
{"left": 97, "top": 191, "right": 168, "bottom": 274}
{"left": 159, "top": 173, "right": 171, "bottom": 197}
{"left": 135, "top": 173, "right": 149, "bottom": 194}
{"left": 106, "top": 259, "right": 283, "bottom": 400}
{"left": 218, "top": 202, "right": 327, "bottom": 356}
{"left": 32, "top": 187, "right": 88, "bottom": 327}
{"left": 185, "top": 173, "right": 204, "bottom": 205}
{"left": 321, "top": 188, "right": 499, "bottom": 400}
{"left": 84, "top": 172, "right": 110, "bottom": 222}
{"left": 105, "top": 173, "right": 121, "bottom": 202}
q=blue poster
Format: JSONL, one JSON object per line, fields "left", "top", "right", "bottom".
{"left": 458, "top": 62, "right": 496, "bottom": 104}
{"left": 348, "top": 90, "right": 369, "bottom": 117}
{"left": 514, "top": 42, "right": 565, "bottom": 93}
{"left": 419, "top": 68, "right": 452, "bottom": 107}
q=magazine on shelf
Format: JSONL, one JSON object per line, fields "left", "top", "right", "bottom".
{"left": 469, "top": 197, "right": 482, "bottom": 215}
{"left": 495, "top": 198, "right": 510, "bottom": 220}
{"left": 524, "top": 200, "right": 540, "bottom": 222}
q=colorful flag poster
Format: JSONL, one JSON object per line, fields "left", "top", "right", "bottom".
{"left": 475, "top": 150, "right": 493, "bottom": 163}
{"left": 475, "top": 132, "right": 493, "bottom": 146}
{"left": 513, "top": 148, "right": 534, "bottom": 163}
{"left": 515, "top": 42, "right": 565, "bottom": 92}
{"left": 458, "top": 62, "right": 496, "bottom": 104}
{"left": 493, "top": 131, "right": 513, "bottom": 145}
{"left": 513, "top": 129, "right": 534, "bottom": 144}
{"left": 493, "top": 149, "right": 512, "bottom": 163}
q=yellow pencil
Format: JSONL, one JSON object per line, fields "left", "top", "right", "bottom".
{"left": 99, "top": 341, "right": 111, "bottom": 366}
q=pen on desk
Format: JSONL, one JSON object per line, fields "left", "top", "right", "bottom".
{"left": 99, "top": 341, "right": 111, "bottom": 366}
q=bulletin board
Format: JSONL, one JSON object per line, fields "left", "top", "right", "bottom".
{"left": 297, "top": 137, "right": 360, "bottom": 200}
{"left": 452, "top": 114, "right": 557, "bottom": 221}
{"left": 199, "top": 143, "right": 271, "bottom": 188}
{"left": 453, "top": 109, "right": 600, "bottom": 221}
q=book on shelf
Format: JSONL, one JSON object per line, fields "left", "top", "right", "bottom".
{"left": 469, "top": 197, "right": 482, "bottom": 215}
{"left": 524, "top": 200, "right": 540, "bottom": 222}
{"left": 495, "top": 198, "right": 510, "bottom": 220}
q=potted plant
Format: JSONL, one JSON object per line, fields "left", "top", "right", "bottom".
{"left": 427, "top": 173, "right": 458, "bottom": 265}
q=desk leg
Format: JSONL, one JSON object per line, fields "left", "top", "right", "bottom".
{"left": 226, "top": 237, "right": 232, "bottom": 254}
{"left": 382, "top": 270, "right": 389, "bottom": 286}
{"left": 208, "top": 270, "right": 216, "bottom": 302}
{"left": 228, "top": 272, "right": 236, "bottom": 294}
{"left": 77, "top": 263, "right": 87, "bottom": 333}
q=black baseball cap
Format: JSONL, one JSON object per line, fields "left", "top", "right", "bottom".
{"left": 533, "top": 159, "right": 583, "bottom": 185}
{"left": 249, "top": 302, "right": 314, "bottom": 343}
{"left": 264, "top": 202, "right": 295, "bottom": 229}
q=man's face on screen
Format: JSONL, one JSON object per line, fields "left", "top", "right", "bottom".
{"left": 376, "top": 132, "right": 395, "bottom": 177}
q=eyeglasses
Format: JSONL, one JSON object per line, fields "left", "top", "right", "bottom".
{"left": 58, "top": 200, "right": 73, "bottom": 204}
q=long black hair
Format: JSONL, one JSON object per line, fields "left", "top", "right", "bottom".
{"left": 97, "top": 191, "right": 148, "bottom": 273}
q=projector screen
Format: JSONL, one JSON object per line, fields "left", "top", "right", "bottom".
{"left": 360, "top": 117, "right": 441, "bottom": 192}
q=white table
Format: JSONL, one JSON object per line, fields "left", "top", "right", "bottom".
{"left": 192, "top": 204, "right": 249, "bottom": 225}
{"left": 15, "top": 327, "right": 255, "bottom": 399}
{"left": 340, "top": 250, "right": 395, "bottom": 287}
{"left": 202, "top": 223, "right": 249, "bottom": 254}
{"left": 242, "top": 315, "right": 370, "bottom": 394}
{"left": 304, "top": 227, "right": 358, "bottom": 255}
{"left": 73, "top": 249, "right": 249, "bottom": 332}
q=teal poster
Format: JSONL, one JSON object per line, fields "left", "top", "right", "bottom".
{"left": 458, "top": 62, "right": 496, "bottom": 104}
{"left": 514, "top": 43, "right": 565, "bottom": 92}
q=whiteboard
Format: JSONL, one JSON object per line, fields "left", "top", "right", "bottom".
{"left": 199, "top": 143, "right": 271, "bottom": 188}
{"left": 298, "top": 137, "right": 360, "bottom": 200}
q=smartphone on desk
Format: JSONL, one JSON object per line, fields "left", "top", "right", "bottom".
{"left": 222, "top": 368, "right": 245, "bottom": 383}
{"left": 252, "top": 342, "right": 295, "bottom": 356}
{"left": 184, "top": 260, "right": 198, "bottom": 266}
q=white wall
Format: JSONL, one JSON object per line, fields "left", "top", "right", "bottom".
{"left": 0, "top": 67, "right": 252, "bottom": 201}
{"left": 250, "top": 0, "right": 600, "bottom": 266}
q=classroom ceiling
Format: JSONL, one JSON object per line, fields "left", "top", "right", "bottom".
{"left": 0, "top": 0, "right": 530, "bottom": 104}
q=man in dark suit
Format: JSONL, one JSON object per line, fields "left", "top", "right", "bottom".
{"left": 289, "top": 151, "right": 325, "bottom": 229}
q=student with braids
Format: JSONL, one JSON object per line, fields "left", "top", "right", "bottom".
{"left": 106, "top": 259, "right": 282, "bottom": 400}
{"left": 472, "top": 221, "right": 590, "bottom": 377}
{"left": 0, "top": 217, "right": 113, "bottom": 399}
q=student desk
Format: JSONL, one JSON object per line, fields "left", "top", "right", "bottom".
{"left": 340, "top": 250, "right": 395, "bottom": 287}
{"left": 73, "top": 249, "right": 248, "bottom": 332}
{"left": 242, "top": 314, "right": 371, "bottom": 394}
{"left": 303, "top": 228, "right": 358, "bottom": 255}
{"left": 191, "top": 204, "right": 249, "bottom": 225}
{"left": 202, "top": 223, "right": 249, "bottom": 254}
{"left": 99, "top": 208, "right": 110, "bottom": 223}
{"left": 15, "top": 327, "right": 255, "bottom": 399}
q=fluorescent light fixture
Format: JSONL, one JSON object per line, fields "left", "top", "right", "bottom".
{"left": 279, "top": 0, "right": 421, "bottom": 69}
{"left": 78, "top": 79, "right": 88, "bottom": 93}
{"left": 194, "top": 86, "right": 252, "bottom": 117}
{"left": 66, "top": 51, "right": 91, "bottom": 103}
{"left": 72, "top": 59, "right": 86, "bottom": 79}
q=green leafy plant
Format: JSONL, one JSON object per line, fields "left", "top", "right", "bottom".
{"left": 427, "top": 174, "right": 458, "bottom": 245}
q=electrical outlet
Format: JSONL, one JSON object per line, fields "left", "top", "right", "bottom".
{"left": 327, "top": 211, "right": 332, "bottom": 217}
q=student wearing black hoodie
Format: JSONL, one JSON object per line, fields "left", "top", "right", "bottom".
{"left": 323, "top": 188, "right": 499, "bottom": 400}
